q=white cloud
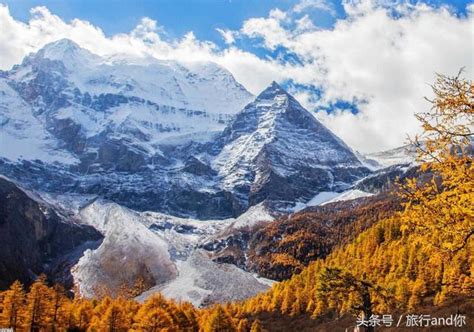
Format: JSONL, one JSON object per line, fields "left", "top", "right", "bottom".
{"left": 241, "top": 9, "right": 291, "bottom": 50}
{"left": 216, "top": 28, "right": 236, "bottom": 44}
{"left": 238, "top": 1, "right": 473, "bottom": 152}
{"left": 295, "top": 15, "right": 317, "bottom": 32}
{"left": 0, "top": 2, "right": 472, "bottom": 153}
{"left": 293, "top": 0, "right": 337, "bottom": 16}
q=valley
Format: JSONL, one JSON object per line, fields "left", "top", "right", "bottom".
{"left": 0, "top": 35, "right": 471, "bottom": 332}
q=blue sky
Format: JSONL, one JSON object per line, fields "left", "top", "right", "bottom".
{"left": 3, "top": 0, "right": 339, "bottom": 43}
{"left": 1, "top": 0, "right": 472, "bottom": 151}
{"left": 3, "top": 0, "right": 471, "bottom": 62}
{"left": 3, "top": 0, "right": 470, "bottom": 61}
{"left": 3, "top": 0, "right": 470, "bottom": 40}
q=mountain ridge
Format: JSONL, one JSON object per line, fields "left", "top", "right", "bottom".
{"left": 0, "top": 40, "right": 421, "bottom": 304}
{"left": 207, "top": 81, "right": 370, "bottom": 210}
{"left": 1, "top": 39, "right": 370, "bottom": 219}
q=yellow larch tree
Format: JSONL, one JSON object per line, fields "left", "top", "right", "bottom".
{"left": 400, "top": 71, "right": 473, "bottom": 254}
{"left": 24, "top": 274, "right": 54, "bottom": 331}
{"left": 72, "top": 299, "right": 94, "bottom": 330}
{"left": 203, "top": 305, "right": 236, "bottom": 332}
{"left": 250, "top": 319, "right": 262, "bottom": 332}
{"left": 0, "top": 280, "right": 26, "bottom": 330}
{"left": 133, "top": 306, "right": 174, "bottom": 331}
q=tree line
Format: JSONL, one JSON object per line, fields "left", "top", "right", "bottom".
{"left": 1, "top": 72, "right": 472, "bottom": 331}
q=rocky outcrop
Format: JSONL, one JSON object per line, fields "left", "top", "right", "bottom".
{"left": 208, "top": 82, "right": 371, "bottom": 211}
{"left": 202, "top": 193, "right": 401, "bottom": 280}
{"left": 0, "top": 40, "right": 372, "bottom": 219}
{"left": 0, "top": 177, "right": 102, "bottom": 289}
{"left": 182, "top": 156, "right": 217, "bottom": 176}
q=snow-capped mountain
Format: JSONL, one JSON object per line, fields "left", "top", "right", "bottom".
{"left": 364, "top": 144, "right": 418, "bottom": 168}
{"left": 0, "top": 39, "right": 420, "bottom": 305}
{"left": 0, "top": 42, "right": 371, "bottom": 218}
{"left": 205, "top": 82, "right": 371, "bottom": 210}
{"left": 1, "top": 39, "right": 253, "bottom": 166}
{"left": 0, "top": 176, "right": 272, "bottom": 305}
{"left": 351, "top": 144, "right": 420, "bottom": 193}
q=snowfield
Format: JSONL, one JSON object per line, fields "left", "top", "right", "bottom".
{"left": 0, "top": 38, "right": 419, "bottom": 307}
{"left": 0, "top": 39, "right": 253, "bottom": 164}
{"left": 0, "top": 79, "right": 78, "bottom": 164}
{"left": 293, "top": 189, "right": 374, "bottom": 212}
{"left": 50, "top": 197, "right": 275, "bottom": 305}
{"left": 320, "top": 189, "right": 374, "bottom": 205}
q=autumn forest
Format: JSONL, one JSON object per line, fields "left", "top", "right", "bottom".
{"left": 1, "top": 73, "right": 473, "bottom": 331}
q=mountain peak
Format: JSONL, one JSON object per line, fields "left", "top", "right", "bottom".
{"left": 256, "top": 81, "right": 288, "bottom": 101}
{"left": 270, "top": 80, "right": 283, "bottom": 89}
{"left": 40, "top": 39, "right": 81, "bottom": 57}
{"left": 31, "top": 38, "right": 100, "bottom": 67}
{"left": 45, "top": 38, "right": 81, "bottom": 50}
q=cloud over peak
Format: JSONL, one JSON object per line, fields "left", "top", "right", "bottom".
{"left": 0, "top": 1, "right": 472, "bottom": 153}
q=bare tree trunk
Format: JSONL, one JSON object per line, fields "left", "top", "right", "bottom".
{"left": 361, "top": 283, "right": 374, "bottom": 332}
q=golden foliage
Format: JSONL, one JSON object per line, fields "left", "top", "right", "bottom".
{"left": 0, "top": 72, "right": 471, "bottom": 332}
{"left": 230, "top": 72, "right": 473, "bottom": 322}
{"left": 0, "top": 281, "right": 26, "bottom": 330}
{"left": 0, "top": 280, "right": 200, "bottom": 331}
{"left": 399, "top": 71, "right": 474, "bottom": 254}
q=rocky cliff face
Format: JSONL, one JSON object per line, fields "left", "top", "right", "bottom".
{"left": 0, "top": 39, "right": 425, "bottom": 304}
{"left": 206, "top": 82, "right": 371, "bottom": 211}
{"left": 1, "top": 39, "right": 370, "bottom": 220}
{"left": 203, "top": 192, "right": 402, "bottom": 281}
{"left": 0, "top": 177, "right": 102, "bottom": 289}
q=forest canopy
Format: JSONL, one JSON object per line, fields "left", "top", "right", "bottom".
{"left": 0, "top": 73, "right": 472, "bottom": 331}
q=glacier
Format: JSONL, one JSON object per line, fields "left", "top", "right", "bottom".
{"left": 0, "top": 38, "right": 417, "bottom": 305}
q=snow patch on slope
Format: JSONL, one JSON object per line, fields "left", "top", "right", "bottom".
{"left": 321, "top": 189, "right": 374, "bottom": 205}
{"left": 138, "top": 250, "right": 269, "bottom": 307}
{"left": 67, "top": 197, "right": 273, "bottom": 304}
{"left": 0, "top": 79, "right": 78, "bottom": 164}
{"left": 72, "top": 201, "right": 177, "bottom": 297}
{"left": 228, "top": 202, "right": 274, "bottom": 229}
{"left": 305, "top": 191, "right": 341, "bottom": 207}
{"left": 294, "top": 189, "right": 374, "bottom": 211}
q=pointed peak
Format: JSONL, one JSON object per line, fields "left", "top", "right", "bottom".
{"left": 266, "top": 80, "right": 286, "bottom": 92}
{"left": 270, "top": 81, "right": 282, "bottom": 89}
{"left": 42, "top": 38, "right": 81, "bottom": 53}
{"left": 31, "top": 38, "right": 100, "bottom": 67}
{"left": 51, "top": 38, "right": 80, "bottom": 47}
{"left": 256, "top": 81, "right": 289, "bottom": 101}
